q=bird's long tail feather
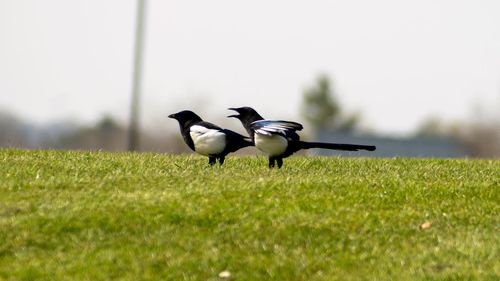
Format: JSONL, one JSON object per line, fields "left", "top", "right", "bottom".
{"left": 299, "top": 141, "right": 376, "bottom": 151}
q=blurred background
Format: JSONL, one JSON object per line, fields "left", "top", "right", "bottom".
{"left": 1, "top": 0, "right": 499, "bottom": 157}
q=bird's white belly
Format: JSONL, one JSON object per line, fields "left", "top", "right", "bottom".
{"left": 190, "top": 128, "right": 226, "bottom": 156}
{"left": 254, "top": 133, "right": 287, "bottom": 157}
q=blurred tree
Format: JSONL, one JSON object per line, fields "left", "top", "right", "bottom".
{"left": 55, "top": 116, "right": 127, "bottom": 151}
{"left": 415, "top": 113, "right": 500, "bottom": 158}
{"left": 415, "top": 116, "right": 447, "bottom": 137}
{"left": 461, "top": 124, "right": 500, "bottom": 157}
{"left": 301, "top": 74, "right": 360, "bottom": 132}
{"left": 301, "top": 75, "right": 338, "bottom": 130}
{"left": 0, "top": 111, "right": 29, "bottom": 147}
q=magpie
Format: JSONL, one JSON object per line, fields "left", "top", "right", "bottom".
{"left": 169, "top": 110, "right": 253, "bottom": 166}
{"left": 228, "top": 106, "right": 376, "bottom": 168}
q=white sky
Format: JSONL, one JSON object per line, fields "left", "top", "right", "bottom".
{"left": 1, "top": 0, "right": 499, "bottom": 135}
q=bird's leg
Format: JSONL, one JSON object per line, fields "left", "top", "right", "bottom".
{"left": 208, "top": 157, "right": 216, "bottom": 165}
{"left": 218, "top": 156, "right": 225, "bottom": 166}
{"left": 276, "top": 158, "right": 283, "bottom": 169}
{"left": 268, "top": 157, "right": 276, "bottom": 168}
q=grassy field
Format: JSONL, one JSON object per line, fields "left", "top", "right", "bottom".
{"left": 0, "top": 149, "right": 499, "bottom": 280}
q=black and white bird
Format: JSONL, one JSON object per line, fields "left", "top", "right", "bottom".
{"left": 228, "top": 106, "right": 376, "bottom": 168}
{"left": 169, "top": 110, "right": 253, "bottom": 165}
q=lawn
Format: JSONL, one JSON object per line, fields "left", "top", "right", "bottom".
{"left": 0, "top": 149, "right": 499, "bottom": 280}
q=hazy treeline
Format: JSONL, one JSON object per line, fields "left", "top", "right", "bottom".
{"left": 0, "top": 111, "right": 187, "bottom": 153}
{"left": 1, "top": 74, "right": 499, "bottom": 157}
{"left": 2, "top": 108, "right": 499, "bottom": 158}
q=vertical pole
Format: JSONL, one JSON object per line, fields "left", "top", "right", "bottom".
{"left": 128, "top": 0, "right": 146, "bottom": 151}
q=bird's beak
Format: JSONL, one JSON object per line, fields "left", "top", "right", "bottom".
{"left": 168, "top": 114, "right": 175, "bottom": 119}
{"left": 227, "top": 108, "right": 240, "bottom": 118}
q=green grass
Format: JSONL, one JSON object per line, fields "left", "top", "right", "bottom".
{"left": 0, "top": 149, "right": 499, "bottom": 281}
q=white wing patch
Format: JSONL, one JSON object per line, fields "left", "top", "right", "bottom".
{"left": 189, "top": 125, "right": 226, "bottom": 156}
{"left": 255, "top": 126, "right": 287, "bottom": 136}
{"left": 251, "top": 120, "right": 303, "bottom": 136}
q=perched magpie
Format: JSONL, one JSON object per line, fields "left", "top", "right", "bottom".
{"left": 228, "top": 106, "right": 376, "bottom": 168}
{"left": 169, "top": 110, "right": 253, "bottom": 165}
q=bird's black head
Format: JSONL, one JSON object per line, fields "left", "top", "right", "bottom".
{"left": 228, "top": 107, "right": 264, "bottom": 136}
{"left": 227, "top": 106, "right": 264, "bottom": 121}
{"left": 168, "top": 110, "right": 203, "bottom": 127}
